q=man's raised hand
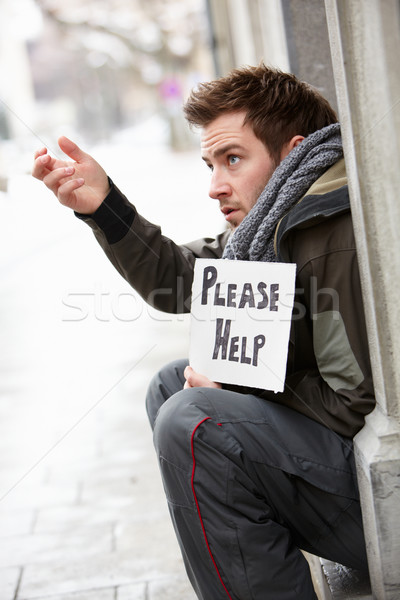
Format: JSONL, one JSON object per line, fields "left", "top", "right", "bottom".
{"left": 32, "top": 136, "right": 110, "bottom": 215}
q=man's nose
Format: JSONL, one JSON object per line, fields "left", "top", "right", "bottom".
{"left": 209, "top": 168, "right": 231, "bottom": 199}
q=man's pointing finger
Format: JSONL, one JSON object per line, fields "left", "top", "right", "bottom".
{"left": 58, "top": 135, "right": 87, "bottom": 162}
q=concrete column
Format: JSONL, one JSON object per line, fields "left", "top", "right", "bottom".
{"left": 206, "top": 0, "right": 234, "bottom": 76}
{"left": 206, "top": 0, "right": 290, "bottom": 75}
{"left": 281, "top": 0, "right": 338, "bottom": 110}
{"left": 256, "top": 0, "right": 290, "bottom": 71}
{"left": 324, "top": 1, "right": 400, "bottom": 598}
{"left": 227, "top": 0, "right": 258, "bottom": 67}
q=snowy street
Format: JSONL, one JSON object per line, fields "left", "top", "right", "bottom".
{"left": 0, "top": 129, "right": 224, "bottom": 599}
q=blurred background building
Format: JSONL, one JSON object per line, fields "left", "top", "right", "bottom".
{"left": 0, "top": 0, "right": 340, "bottom": 196}
{"left": 0, "top": 0, "right": 215, "bottom": 154}
{"left": 0, "top": 0, "right": 340, "bottom": 151}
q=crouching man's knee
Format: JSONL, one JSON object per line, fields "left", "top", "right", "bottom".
{"left": 152, "top": 387, "right": 215, "bottom": 508}
{"left": 145, "top": 359, "right": 188, "bottom": 429}
{"left": 153, "top": 387, "right": 214, "bottom": 466}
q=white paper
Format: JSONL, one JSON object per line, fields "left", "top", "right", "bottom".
{"left": 189, "top": 259, "right": 296, "bottom": 393}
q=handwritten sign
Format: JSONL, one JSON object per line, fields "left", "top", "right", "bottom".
{"left": 189, "top": 259, "right": 296, "bottom": 393}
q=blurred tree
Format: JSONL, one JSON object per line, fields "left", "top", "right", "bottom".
{"left": 31, "top": 0, "right": 214, "bottom": 146}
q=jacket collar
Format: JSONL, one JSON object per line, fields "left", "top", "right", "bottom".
{"left": 274, "top": 159, "right": 350, "bottom": 258}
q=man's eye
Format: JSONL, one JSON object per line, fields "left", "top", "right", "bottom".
{"left": 228, "top": 155, "right": 240, "bottom": 166}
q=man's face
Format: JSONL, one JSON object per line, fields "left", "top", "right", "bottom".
{"left": 201, "top": 111, "right": 278, "bottom": 230}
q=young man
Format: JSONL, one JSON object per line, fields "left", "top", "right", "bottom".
{"left": 33, "top": 65, "right": 374, "bottom": 599}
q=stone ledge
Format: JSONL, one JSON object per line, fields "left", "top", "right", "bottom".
{"left": 320, "top": 559, "right": 372, "bottom": 599}
{"left": 305, "top": 553, "right": 372, "bottom": 600}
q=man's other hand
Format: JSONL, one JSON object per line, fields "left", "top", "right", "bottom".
{"left": 183, "top": 366, "right": 221, "bottom": 390}
{"left": 32, "top": 136, "right": 110, "bottom": 215}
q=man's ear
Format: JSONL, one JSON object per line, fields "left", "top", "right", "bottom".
{"left": 280, "top": 135, "right": 305, "bottom": 161}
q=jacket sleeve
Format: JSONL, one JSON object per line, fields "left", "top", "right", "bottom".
{"left": 75, "top": 180, "right": 228, "bottom": 313}
{"left": 260, "top": 212, "right": 375, "bottom": 438}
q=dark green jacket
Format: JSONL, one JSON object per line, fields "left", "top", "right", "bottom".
{"left": 77, "top": 159, "right": 375, "bottom": 437}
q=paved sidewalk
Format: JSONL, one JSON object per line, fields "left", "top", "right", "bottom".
{"left": 0, "top": 141, "right": 221, "bottom": 600}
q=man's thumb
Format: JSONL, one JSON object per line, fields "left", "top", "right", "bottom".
{"left": 58, "top": 136, "right": 87, "bottom": 162}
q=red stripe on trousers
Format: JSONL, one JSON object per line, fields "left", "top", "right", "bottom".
{"left": 190, "top": 417, "right": 233, "bottom": 600}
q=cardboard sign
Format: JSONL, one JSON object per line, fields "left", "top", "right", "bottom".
{"left": 189, "top": 259, "right": 296, "bottom": 393}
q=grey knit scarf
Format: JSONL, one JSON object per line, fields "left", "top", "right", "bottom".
{"left": 222, "top": 123, "right": 343, "bottom": 262}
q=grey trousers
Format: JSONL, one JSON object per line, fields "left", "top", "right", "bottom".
{"left": 146, "top": 359, "right": 368, "bottom": 600}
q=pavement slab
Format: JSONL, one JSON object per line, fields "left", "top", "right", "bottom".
{"left": 19, "top": 588, "right": 116, "bottom": 600}
{"left": 0, "top": 566, "right": 22, "bottom": 600}
{"left": 18, "top": 550, "right": 181, "bottom": 598}
{"left": 117, "top": 576, "right": 197, "bottom": 600}
{"left": 0, "top": 525, "right": 113, "bottom": 570}
{"left": 147, "top": 577, "right": 198, "bottom": 600}
{"left": 0, "top": 509, "right": 35, "bottom": 537}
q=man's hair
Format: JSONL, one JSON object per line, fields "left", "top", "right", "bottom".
{"left": 183, "top": 63, "right": 338, "bottom": 162}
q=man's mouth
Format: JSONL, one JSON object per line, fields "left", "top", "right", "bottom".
{"left": 221, "top": 206, "right": 237, "bottom": 220}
